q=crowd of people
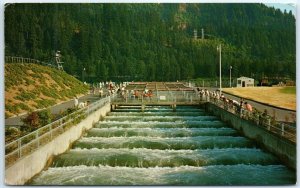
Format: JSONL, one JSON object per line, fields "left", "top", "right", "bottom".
{"left": 97, "top": 81, "right": 154, "bottom": 101}
{"left": 196, "top": 88, "right": 271, "bottom": 126}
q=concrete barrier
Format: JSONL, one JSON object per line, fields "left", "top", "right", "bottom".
{"left": 5, "top": 103, "right": 111, "bottom": 185}
{"left": 205, "top": 103, "right": 296, "bottom": 170}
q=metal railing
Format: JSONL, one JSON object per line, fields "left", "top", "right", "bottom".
{"left": 112, "top": 90, "right": 296, "bottom": 143}
{"left": 5, "top": 96, "right": 111, "bottom": 168}
{"left": 111, "top": 90, "right": 200, "bottom": 104}
{"left": 5, "top": 56, "right": 56, "bottom": 68}
{"left": 208, "top": 98, "right": 296, "bottom": 143}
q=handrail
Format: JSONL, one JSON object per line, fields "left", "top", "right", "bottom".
{"left": 5, "top": 56, "right": 57, "bottom": 69}
{"left": 111, "top": 90, "right": 198, "bottom": 104}
{"left": 209, "top": 99, "right": 296, "bottom": 143}
{"left": 5, "top": 95, "right": 112, "bottom": 168}
{"left": 112, "top": 89, "right": 296, "bottom": 142}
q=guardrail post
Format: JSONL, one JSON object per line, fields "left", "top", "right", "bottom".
{"left": 255, "top": 114, "right": 259, "bottom": 125}
{"left": 18, "top": 140, "right": 22, "bottom": 158}
{"left": 281, "top": 123, "right": 285, "bottom": 136}
{"left": 36, "top": 130, "right": 40, "bottom": 148}
{"left": 267, "top": 118, "right": 271, "bottom": 130}
{"left": 50, "top": 124, "right": 53, "bottom": 139}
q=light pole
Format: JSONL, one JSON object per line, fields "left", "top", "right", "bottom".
{"left": 230, "top": 65, "right": 232, "bottom": 88}
{"left": 217, "top": 44, "right": 222, "bottom": 93}
{"left": 82, "top": 67, "right": 86, "bottom": 83}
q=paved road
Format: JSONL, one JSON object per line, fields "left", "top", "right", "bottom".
{"left": 5, "top": 93, "right": 106, "bottom": 126}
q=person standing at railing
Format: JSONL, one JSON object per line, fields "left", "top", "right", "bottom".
{"left": 211, "top": 91, "right": 216, "bottom": 103}
{"left": 223, "top": 98, "right": 229, "bottom": 110}
{"left": 232, "top": 99, "right": 239, "bottom": 114}
{"left": 244, "top": 102, "right": 253, "bottom": 120}
{"left": 205, "top": 89, "right": 210, "bottom": 102}
{"left": 259, "top": 109, "right": 269, "bottom": 126}
{"left": 99, "top": 88, "right": 103, "bottom": 98}
{"left": 74, "top": 97, "right": 79, "bottom": 108}
{"left": 239, "top": 99, "right": 245, "bottom": 118}
{"left": 134, "top": 90, "right": 140, "bottom": 99}
{"left": 200, "top": 89, "right": 205, "bottom": 101}
{"left": 130, "top": 90, "right": 134, "bottom": 99}
{"left": 216, "top": 91, "right": 220, "bottom": 104}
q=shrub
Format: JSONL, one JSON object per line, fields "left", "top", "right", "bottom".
{"left": 37, "top": 109, "right": 52, "bottom": 126}
{"left": 22, "top": 112, "right": 40, "bottom": 130}
{"left": 5, "top": 112, "right": 11, "bottom": 119}
{"left": 5, "top": 127, "right": 21, "bottom": 137}
{"left": 34, "top": 99, "right": 56, "bottom": 109}
{"left": 16, "top": 103, "right": 31, "bottom": 111}
{"left": 15, "top": 92, "right": 36, "bottom": 101}
{"left": 6, "top": 104, "right": 20, "bottom": 114}
{"left": 5, "top": 127, "right": 22, "bottom": 143}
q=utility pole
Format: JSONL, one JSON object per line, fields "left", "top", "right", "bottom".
{"left": 230, "top": 65, "right": 232, "bottom": 88}
{"left": 193, "top": 29, "right": 197, "bottom": 39}
{"left": 217, "top": 44, "right": 222, "bottom": 93}
{"left": 82, "top": 67, "right": 86, "bottom": 83}
{"left": 55, "top": 50, "right": 64, "bottom": 71}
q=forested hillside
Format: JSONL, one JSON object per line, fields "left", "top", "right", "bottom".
{"left": 5, "top": 3, "right": 296, "bottom": 82}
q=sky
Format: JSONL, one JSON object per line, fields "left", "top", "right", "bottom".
{"left": 265, "top": 3, "right": 296, "bottom": 16}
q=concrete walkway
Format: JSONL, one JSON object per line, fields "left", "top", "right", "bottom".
{"left": 5, "top": 92, "right": 106, "bottom": 126}
{"left": 197, "top": 87, "right": 296, "bottom": 123}
{"left": 222, "top": 92, "right": 296, "bottom": 123}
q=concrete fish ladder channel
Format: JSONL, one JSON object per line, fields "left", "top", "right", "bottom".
{"left": 28, "top": 105, "right": 296, "bottom": 185}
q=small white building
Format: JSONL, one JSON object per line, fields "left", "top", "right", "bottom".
{"left": 237, "top": 76, "right": 254, "bottom": 87}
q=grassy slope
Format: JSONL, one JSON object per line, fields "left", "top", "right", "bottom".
{"left": 222, "top": 87, "right": 296, "bottom": 111}
{"left": 5, "top": 63, "right": 89, "bottom": 118}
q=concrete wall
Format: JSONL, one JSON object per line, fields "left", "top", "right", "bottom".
{"left": 5, "top": 103, "right": 111, "bottom": 185}
{"left": 205, "top": 103, "right": 296, "bottom": 170}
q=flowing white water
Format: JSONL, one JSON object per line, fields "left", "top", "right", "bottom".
{"left": 29, "top": 105, "right": 296, "bottom": 185}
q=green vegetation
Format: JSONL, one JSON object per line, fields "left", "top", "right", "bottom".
{"left": 280, "top": 87, "right": 296, "bottom": 94}
{"left": 15, "top": 102, "right": 31, "bottom": 111}
{"left": 37, "top": 109, "right": 52, "bottom": 126}
{"left": 5, "top": 3, "right": 295, "bottom": 82}
{"left": 5, "top": 63, "right": 89, "bottom": 117}
{"left": 14, "top": 91, "right": 37, "bottom": 101}
{"left": 5, "top": 106, "right": 86, "bottom": 144}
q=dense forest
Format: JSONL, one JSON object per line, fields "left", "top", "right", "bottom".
{"left": 5, "top": 3, "right": 296, "bottom": 83}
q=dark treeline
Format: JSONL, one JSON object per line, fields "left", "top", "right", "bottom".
{"left": 5, "top": 3, "right": 295, "bottom": 82}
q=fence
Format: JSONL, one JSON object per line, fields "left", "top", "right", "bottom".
{"left": 5, "top": 96, "right": 111, "bottom": 168}
{"left": 207, "top": 97, "right": 296, "bottom": 143}
{"left": 5, "top": 56, "right": 57, "bottom": 69}
{"left": 111, "top": 90, "right": 200, "bottom": 104}
{"left": 112, "top": 90, "right": 296, "bottom": 142}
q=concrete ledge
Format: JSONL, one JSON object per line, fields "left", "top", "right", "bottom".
{"left": 205, "top": 103, "right": 296, "bottom": 170}
{"left": 5, "top": 103, "right": 111, "bottom": 185}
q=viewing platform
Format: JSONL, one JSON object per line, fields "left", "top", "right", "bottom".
{"left": 111, "top": 81, "right": 200, "bottom": 106}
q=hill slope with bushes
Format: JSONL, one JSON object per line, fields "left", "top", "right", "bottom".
{"left": 5, "top": 63, "right": 89, "bottom": 118}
